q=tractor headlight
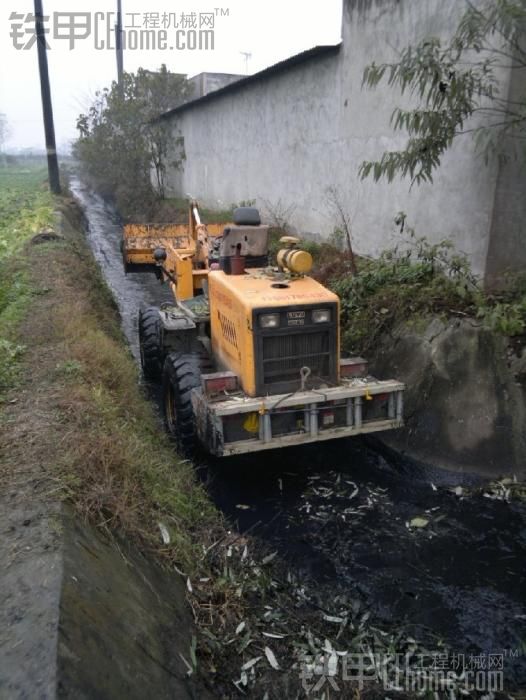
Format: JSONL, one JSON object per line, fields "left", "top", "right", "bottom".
{"left": 312, "top": 309, "right": 331, "bottom": 323}
{"left": 259, "top": 313, "right": 280, "bottom": 328}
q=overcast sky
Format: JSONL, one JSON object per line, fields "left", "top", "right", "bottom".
{"left": 1, "top": 0, "right": 342, "bottom": 150}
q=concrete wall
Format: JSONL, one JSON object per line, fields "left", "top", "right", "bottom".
{"left": 485, "top": 58, "right": 526, "bottom": 286}
{"left": 372, "top": 317, "right": 526, "bottom": 478}
{"left": 168, "top": 49, "right": 342, "bottom": 229}
{"left": 164, "top": 0, "right": 526, "bottom": 282}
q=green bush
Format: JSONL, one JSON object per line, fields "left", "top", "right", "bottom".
{"left": 325, "top": 227, "right": 525, "bottom": 355}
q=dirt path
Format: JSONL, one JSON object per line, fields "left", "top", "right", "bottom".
{"left": 0, "top": 230, "right": 70, "bottom": 697}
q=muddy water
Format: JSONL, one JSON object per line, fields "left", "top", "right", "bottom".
{"left": 71, "top": 178, "right": 526, "bottom": 689}
{"left": 69, "top": 179, "right": 173, "bottom": 363}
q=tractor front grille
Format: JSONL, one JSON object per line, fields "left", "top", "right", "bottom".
{"left": 255, "top": 316, "right": 337, "bottom": 395}
{"left": 263, "top": 331, "right": 330, "bottom": 382}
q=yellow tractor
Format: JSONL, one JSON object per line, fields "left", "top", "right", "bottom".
{"left": 122, "top": 202, "right": 404, "bottom": 456}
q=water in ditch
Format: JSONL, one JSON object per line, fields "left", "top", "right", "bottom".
{"left": 70, "top": 177, "right": 526, "bottom": 690}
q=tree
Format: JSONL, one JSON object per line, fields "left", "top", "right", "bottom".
{"left": 0, "top": 113, "right": 11, "bottom": 153}
{"left": 359, "top": 0, "right": 526, "bottom": 185}
{"left": 139, "top": 67, "right": 190, "bottom": 199}
{"left": 74, "top": 65, "right": 190, "bottom": 216}
{"left": 325, "top": 186, "right": 358, "bottom": 275}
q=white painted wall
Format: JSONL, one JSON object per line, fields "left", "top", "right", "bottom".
{"left": 164, "top": 0, "right": 525, "bottom": 281}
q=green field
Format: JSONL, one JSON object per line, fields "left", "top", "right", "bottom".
{"left": 0, "top": 164, "right": 54, "bottom": 256}
{"left": 0, "top": 163, "right": 54, "bottom": 391}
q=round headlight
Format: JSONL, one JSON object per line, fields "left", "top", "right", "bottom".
{"left": 260, "top": 313, "right": 280, "bottom": 328}
{"left": 312, "top": 309, "right": 331, "bottom": 323}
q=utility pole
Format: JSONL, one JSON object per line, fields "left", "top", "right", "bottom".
{"left": 115, "top": 0, "right": 124, "bottom": 86}
{"left": 34, "top": 0, "right": 60, "bottom": 194}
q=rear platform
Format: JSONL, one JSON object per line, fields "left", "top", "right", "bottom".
{"left": 192, "top": 374, "right": 405, "bottom": 456}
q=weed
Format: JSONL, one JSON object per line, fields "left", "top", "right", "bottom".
{"left": 0, "top": 338, "right": 25, "bottom": 390}
{"left": 260, "top": 198, "right": 296, "bottom": 233}
{"left": 476, "top": 300, "right": 526, "bottom": 336}
{"left": 55, "top": 359, "right": 84, "bottom": 379}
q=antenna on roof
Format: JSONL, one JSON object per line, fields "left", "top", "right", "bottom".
{"left": 240, "top": 51, "right": 252, "bottom": 75}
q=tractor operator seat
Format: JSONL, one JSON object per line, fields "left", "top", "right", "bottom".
{"left": 216, "top": 207, "right": 269, "bottom": 273}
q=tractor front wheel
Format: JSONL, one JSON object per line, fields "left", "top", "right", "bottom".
{"left": 138, "top": 307, "right": 164, "bottom": 380}
{"left": 162, "top": 352, "right": 204, "bottom": 455}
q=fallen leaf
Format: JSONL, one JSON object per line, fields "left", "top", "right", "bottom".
{"left": 158, "top": 522, "right": 170, "bottom": 544}
{"left": 241, "top": 656, "right": 261, "bottom": 671}
{"left": 264, "top": 646, "right": 280, "bottom": 670}
{"left": 327, "top": 652, "right": 338, "bottom": 676}
{"left": 323, "top": 614, "right": 345, "bottom": 623}
{"left": 409, "top": 517, "right": 429, "bottom": 528}
{"left": 236, "top": 621, "right": 246, "bottom": 635}
{"left": 262, "top": 551, "right": 277, "bottom": 565}
{"left": 179, "top": 652, "right": 193, "bottom": 676}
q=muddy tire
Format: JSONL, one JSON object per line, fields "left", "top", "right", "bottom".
{"left": 162, "top": 351, "right": 206, "bottom": 455}
{"left": 138, "top": 307, "right": 164, "bottom": 380}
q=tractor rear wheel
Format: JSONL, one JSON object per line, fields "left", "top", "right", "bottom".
{"left": 162, "top": 351, "right": 208, "bottom": 455}
{"left": 138, "top": 307, "right": 163, "bottom": 380}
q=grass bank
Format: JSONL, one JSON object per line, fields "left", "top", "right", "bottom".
{"left": 0, "top": 164, "right": 220, "bottom": 573}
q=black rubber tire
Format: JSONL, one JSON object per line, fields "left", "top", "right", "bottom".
{"left": 138, "top": 307, "right": 164, "bottom": 380}
{"left": 162, "top": 351, "right": 206, "bottom": 455}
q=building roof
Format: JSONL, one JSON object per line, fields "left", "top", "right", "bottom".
{"left": 159, "top": 43, "right": 342, "bottom": 120}
{"left": 188, "top": 71, "right": 244, "bottom": 81}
